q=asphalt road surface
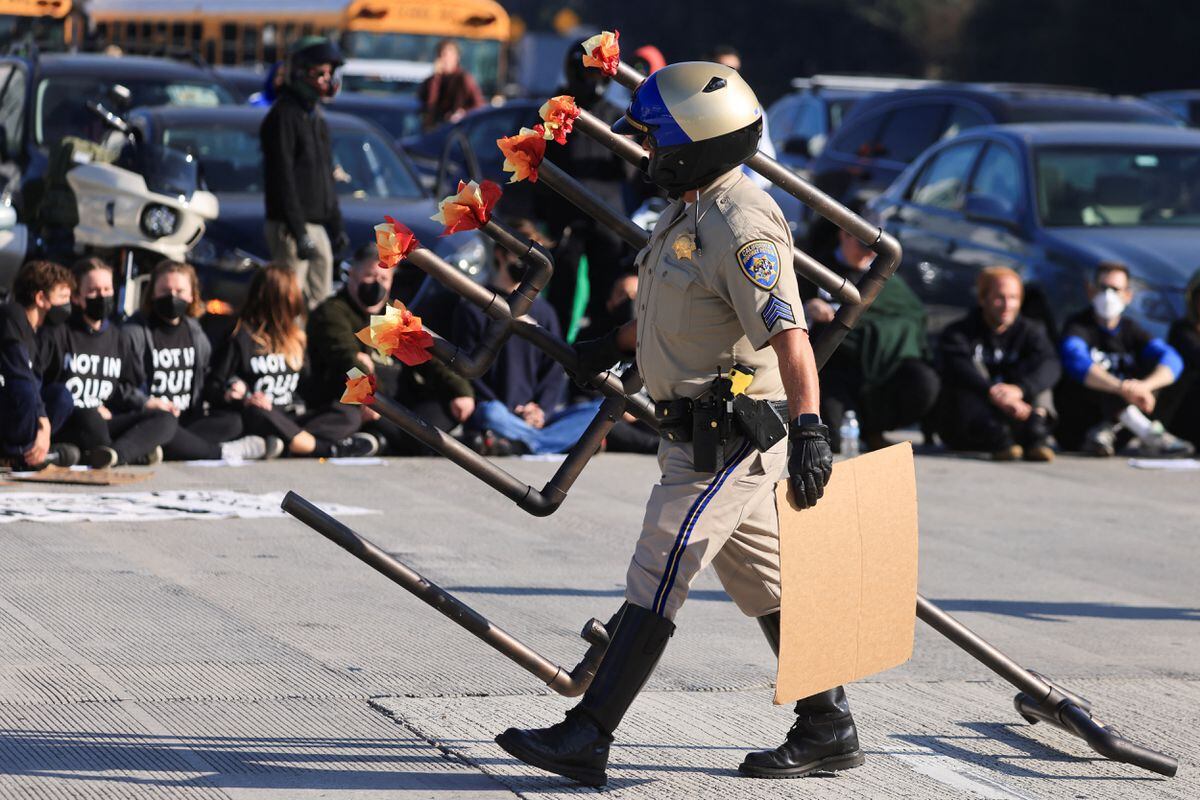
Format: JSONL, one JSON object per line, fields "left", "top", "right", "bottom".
{"left": 0, "top": 450, "right": 1195, "bottom": 798}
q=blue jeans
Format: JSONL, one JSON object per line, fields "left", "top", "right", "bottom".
{"left": 470, "top": 399, "right": 603, "bottom": 455}
{"left": 0, "top": 381, "right": 74, "bottom": 455}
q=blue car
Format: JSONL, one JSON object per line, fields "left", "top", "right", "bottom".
{"left": 867, "top": 123, "right": 1200, "bottom": 337}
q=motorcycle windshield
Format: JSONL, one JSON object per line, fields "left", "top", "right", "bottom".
{"left": 116, "top": 144, "right": 199, "bottom": 202}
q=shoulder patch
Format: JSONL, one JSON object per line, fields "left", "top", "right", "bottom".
{"left": 736, "top": 240, "right": 780, "bottom": 291}
{"left": 761, "top": 294, "right": 796, "bottom": 331}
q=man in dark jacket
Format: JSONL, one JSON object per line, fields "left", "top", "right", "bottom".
{"left": 937, "top": 267, "right": 1061, "bottom": 461}
{"left": 0, "top": 260, "right": 79, "bottom": 468}
{"left": 806, "top": 229, "right": 939, "bottom": 452}
{"left": 261, "top": 36, "right": 348, "bottom": 308}
{"left": 307, "top": 244, "right": 475, "bottom": 455}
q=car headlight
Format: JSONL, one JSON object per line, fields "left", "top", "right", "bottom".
{"left": 140, "top": 204, "right": 179, "bottom": 239}
{"left": 443, "top": 234, "right": 488, "bottom": 276}
{"left": 1129, "top": 277, "right": 1185, "bottom": 324}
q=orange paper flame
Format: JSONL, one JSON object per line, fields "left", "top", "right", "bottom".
{"left": 340, "top": 367, "right": 377, "bottom": 405}
{"left": 497, "top": 126, "right": 548, "bottom": 183}
{"left": 539, "top": 95, "right": 581, "bottom": 145}
{"left": 374, "top": 216, "right": 419, "bottom": 268}
{"left": 581, "top": 30, "right": 620, "bottom": 76}
{"left": 431, "top": 179, "right": 502, "bottom": 236}
{"left": 355, "top": 300, "right": 434, "bottom": 366}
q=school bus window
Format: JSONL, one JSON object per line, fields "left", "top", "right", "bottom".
{"left": 242, "top": 25, "right": 259, "bottom": 63}
{"left": 96, "top": 22, "right": 108, "bottom": 41}
{"left": 171, "top": 23, "right": 186, "bottom": 47}
{"left": 301, "top": 23, "right": 314, "bottom": 37}
{"left": 124, "top": 21, "right": 135, "bottom": 42}
{"left": 221, "top": 23, "right": 237, "bottom": 64}
{"left": 190, "top": 23, "right": 202, "bottom": 48}
{"left": 204, "top": 39, "right": 216, "bottom": 66}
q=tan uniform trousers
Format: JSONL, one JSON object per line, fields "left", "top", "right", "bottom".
{"left": 626, "top": 434, "right": 787, "bottom": 621}
{"left": 265, "top": 221, "right": 333, "bottom": 308}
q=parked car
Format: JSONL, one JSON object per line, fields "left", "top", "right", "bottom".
{"left": 1143, "top": 90, "right": 1200, "bottom": 127}
{"left": 329, "top": 92, "right": 423, "bottom": 143}
{"left": 213, "top": 65, "right": 269, "bottom": 102}
{"left": 804, "top": 83, "right": 1180, "bottom": 251}
{"left": 127, "top": 105, "right": 489, "bottom": 314}
{"left": 866, "top": 123, "right": 1200, "bottom": 338}
{"left": 401, "top": 100, "right": 541, "bottom": 217}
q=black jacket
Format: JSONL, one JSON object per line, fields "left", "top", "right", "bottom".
{"left": 0, "top": 302, "right": 47, "bottom": 417}
{"left": 39, "top": 311, "right": 141, "bottom": 412}
{"left": 939, "top": 309, "right": 1061, "bottom": 400}
{"left": 261, "top": 86, "right": 343, "bottom": 240}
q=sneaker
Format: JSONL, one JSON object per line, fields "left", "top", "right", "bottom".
{"left": 127, "top": 446, "right": 163, "bottom": 466}
{"left": 1023, "top": 438, "right": 1055, "bottom": 463}
{"left": 1083, "top": 423, "right": 1117, "bottom": 457}
{"left": 85, "top": 446, "right": 119, "bottom": 469}
{"left": 486, "top": 432, "right": 529, "bottom": 457}
{"left": 1134, "top": 423, "right": 1196, "bottom": 458}
{"left": 43, "top": 442, "right": 81, "bottom": 469}
{"left": 220, "top": 435, "right": 268, "bottom": 462}
{"left": 264, "top": 435, "right": 285, "bottom": 460}
{"left": 991, "top": 443, "right": 1023, "bottom": 461}
{"left": 330, "top": 432, "right": 380, "bottom": 458}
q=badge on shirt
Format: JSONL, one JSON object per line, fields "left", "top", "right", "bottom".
{"left": 736, "top": 240, "right": 780, "bottom": 290}
{"left": 672, "top": 233, "right": 698, "bottom": 261}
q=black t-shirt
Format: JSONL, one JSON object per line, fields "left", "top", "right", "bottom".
{"left": 210, "top": 328, "right": 304, "bottom": 409}
{"left": 149, "top": 319, "right": 198, "bottom": 412}
{"left": 1061, "top": 308, "right": 1154, "bottom": 381}
{"left": 40, "top": 314, "right": 132, "bottom": 410}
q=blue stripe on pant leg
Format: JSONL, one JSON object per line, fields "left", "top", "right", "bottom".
{"left": 651, "top": 441, "right": 755, "bottom": 616}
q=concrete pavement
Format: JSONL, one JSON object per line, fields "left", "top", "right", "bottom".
{"left": 0, "top": 451, "right": 1195, "bottom": 797}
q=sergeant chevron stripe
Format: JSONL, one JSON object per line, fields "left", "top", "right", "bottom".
{"left": 761, "top": 294, "right": 796, "bottom": 330}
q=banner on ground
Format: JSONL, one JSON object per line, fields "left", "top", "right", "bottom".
{"left": 0, "top": 490, "right": 374, "bottom": 525}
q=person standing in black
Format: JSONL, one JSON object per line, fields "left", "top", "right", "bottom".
{"left": 936, "top": 267, "right": 1060, "bottom": 461}
{"left": 262, "top": 36, "right": 348, "bottom": 309}
{"left": 39, "top": 257, "right": 177, "bottom": 468}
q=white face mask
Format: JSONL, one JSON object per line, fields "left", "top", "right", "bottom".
{"left": 1092, "top": 287, "right": 1127, "bottom": 321}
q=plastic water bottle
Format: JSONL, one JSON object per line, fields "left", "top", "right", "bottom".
{"left": 839, "top": 411, "right": 861, "bottom": 458}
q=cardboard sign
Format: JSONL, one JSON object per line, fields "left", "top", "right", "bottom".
{"left": 774, "top": 442, "right": 918, "bottom": 703}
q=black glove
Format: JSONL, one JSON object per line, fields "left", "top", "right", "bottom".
{"left": 788, "top": 419, "right": 833, "bottom": 509}
{"left": 331, "top": 229, "right": 351, "bottom": 255}
{"left": 296, "top": 234, "right": 318, "bottom": 261}
{"left": 573, "top": 328, "right": 623, "bottom": 380}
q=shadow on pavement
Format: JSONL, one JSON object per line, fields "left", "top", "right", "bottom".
{"left": 930, "top": 599, "right": 1200, "bottom": 622}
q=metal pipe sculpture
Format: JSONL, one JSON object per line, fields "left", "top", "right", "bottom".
{"left": 284, "top": 53, "right": 1176, "bottom": 778}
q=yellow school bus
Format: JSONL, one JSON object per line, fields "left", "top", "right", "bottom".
{"left": 88, "top": 0, "right": 510, "bottom": 95}
{"left": 0, "top": 0, "right": 81, "bottom": 49}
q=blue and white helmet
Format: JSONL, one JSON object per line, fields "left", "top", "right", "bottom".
{"left": 612, "top": 62, "right": 762, "bottom": 194}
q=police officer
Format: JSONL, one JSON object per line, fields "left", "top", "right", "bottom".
{"left": 495, "top": 62, "right": 859, "bottom": 786}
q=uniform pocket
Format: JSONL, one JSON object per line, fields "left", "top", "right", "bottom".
{"left": 652, "top": 266, "right": 693, "bottom": 335}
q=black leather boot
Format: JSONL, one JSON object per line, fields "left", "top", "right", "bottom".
{"left": 495, "top": 604, "right": 674, "bottom": 787}
{"left": 740, "top": 612, "right": 864, "bottom": 778}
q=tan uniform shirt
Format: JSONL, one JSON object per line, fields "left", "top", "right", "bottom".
{"left": 635, "top": 168, "right": 805, "bottom": 403}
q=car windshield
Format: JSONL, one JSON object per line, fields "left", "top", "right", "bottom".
{"left": 160, "top": 121, "right": 424, "bottom": 200}
{"left": 35, "top": 75, "right": 236, "bottom": 147}
{"left": 1036, "top": 146, "right": 1200, "bottom": 227}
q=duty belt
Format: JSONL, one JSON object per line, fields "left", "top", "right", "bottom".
{"left": 654, "top": 398, "right": 789, "bottom": 442}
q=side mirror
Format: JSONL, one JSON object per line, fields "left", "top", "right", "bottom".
{"left": 87, "top": 100, "right": 134, "bottom": 138}
{"left": 964, "top": 193, "right": 1020, "bottom": 230}
{"left": 782, "top": 136, "right": 811, "bottom": 158}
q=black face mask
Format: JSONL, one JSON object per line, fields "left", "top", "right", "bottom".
{"left": 356, "top": 280, "right": 387, "bottom": 308}
{"left": 85, "top": 295, "right": 116, "bottom": 322}
{"left": 44, "top": 302, "right": 71, "bottom": 326}
{"left": 153, "top": 294, "right": 189, "bottom": 322}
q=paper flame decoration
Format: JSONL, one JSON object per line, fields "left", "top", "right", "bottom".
{"left": 581, "top": 30, "right": 620, "bottom": 76}
{"left": 355, "top": 300, "right": 434, "bottom": 366}
{"left": 340, "top": 367, "right": 377, "bottom": 405}
{"left": 538, "top": 95, "right": 581, "bottom": 145}
{"left": 497, "top": 126, "right": 547, "bottom": 183}
{"left": 431, "top": 179, "right": 502, "bottom": 236}
{"left": 374, "top": 216, "right": 419, "bottom": 268}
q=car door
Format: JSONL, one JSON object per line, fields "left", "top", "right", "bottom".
{"left": 942, "top": 140, "right": 1034, "bottom": 315}
{"left": 890, "top": 139, "right": 985, "bottom": 328}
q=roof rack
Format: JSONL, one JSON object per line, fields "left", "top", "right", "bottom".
{"left": 789, "top": 74, "right": 938, "bottom": 93}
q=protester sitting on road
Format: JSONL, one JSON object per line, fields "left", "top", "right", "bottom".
{"left": 1165, "top": 268, "right": 1200, "bottom": 448}
{"left": 452, "top": 219, "right": 602, "bottom": 456}
{"left": 123, "top": 260, "right": 278, "bottom": 462}
{"left": 1055, "top": 262, "right": 1193, "bottom": 457}
{"left": 307, "top": 243, "right": 475, "bottom": 455}
{"left": 206, "top": 264, "right": 377, "bottom": 459}
{"left": 39, "top": 257, "right": 177, "bottom": 468}
{"left": 936, "top": 267, "right": 1060, "bottom": 461}
{"left": 417, "top": 38, "right": 484, "bottom": 130}
{"left": 806, "top": 228, "right": 939, "bottom": 452}
{"left": 262, "top": 36, "right": 348, "bottom": 308}
{"left": 0, "top": 260, "right": 80, "bottom": 469}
